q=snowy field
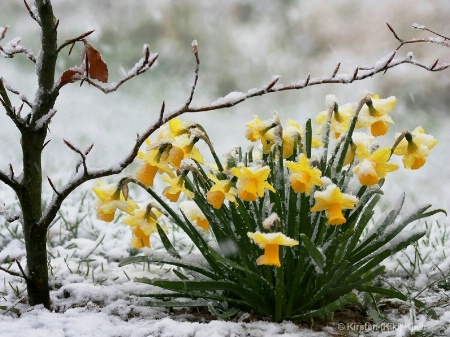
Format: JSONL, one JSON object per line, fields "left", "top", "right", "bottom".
{"left": 1, "top": 1, "right": 450, "bottom": 336}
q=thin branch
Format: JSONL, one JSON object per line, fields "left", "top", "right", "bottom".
{"left": 0, "top": 169, "right": 21, "bottom": 193}
{"left": 412, "top": 23, "right": 450, "bottom": 41}
{"left": 0, "top": 27, "right": 36, "bottom": 63}
{"left": 23, "top": 0, "right": 41, "bottom": 26}
{"left": 47, "top": 177, "right": 60, "bottom": 195}
{"left": 15, "top": 259, "right": 28, "bottom": 280}
{"left": 184, "top": 40, "right": 200, "bottom": 108}
{"left": 79, "top": 52, "right": 159, "bottom": 94}
{"left": 63, "top": 139, "right": 88, "bottom": 174}
{"left": 387, "top": 22, "right": 450, "bottom": 50}
{"left": 57, "top": 30, "right": 95, "bottom": 53}
{"left": 0, "top": 79, "right": 33, "bottom": 108}
{"left": 0, "top": 266, "right": 23, "bottom": 279}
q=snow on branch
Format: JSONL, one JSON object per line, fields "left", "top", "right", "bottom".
{"left": 0, "top": 26, "right": 36, "bottom": 63}
{"left": 387, "top": 22, "right": 450, "bottom": 50}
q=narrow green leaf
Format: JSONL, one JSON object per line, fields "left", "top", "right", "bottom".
{"left": 290, "top": 292, "right": 357, "bottom": 320}
{"left": 300, "top": 234, "right": 325, "bottom": 270}
{"left": 156, "top": 224, "right": 181, "bottom": 259}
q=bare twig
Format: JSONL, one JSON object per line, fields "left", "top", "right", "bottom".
{"left": 57, "top": 30, "right": 95, "bottom": 53}
{"left": 185, "top": 40, "right": 200, "bottom": 107}
{"left": 23, "top": 0, "right": 41, "bottom": 26}
{"left": 387, "top": 22, "right": 450, "bottom": 50}
{"left": 0, "top": 169, "right": 21, "bottom": 193}
{"left": 63, "top": 139, "right": 89, "bottom": 174}
{"left": 15, "top": 259, "right": 28, "bottom": 280}
{"left": 0, "top": 80, "right": 33, "bottom": 108}
{"left": 0, "top": 266, "right": 23, "bottom": 279}
{"left": 412, "top": 23, "right": 450, "bottom": 41}
{"left": 332, "top": 63, "right": 340, "bottom": 78}
{"left": 80, "top": 52, "right": 159, "bottom": 93}
{"left": 159, "top": 101, "right": 166, "bottom": 125}
{"left": 47, "top": 177, "right": 60, "bottom": 195}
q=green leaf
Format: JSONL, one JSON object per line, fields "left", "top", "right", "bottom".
{"left": 290, "top": 292, "right": 357, "bottom": 320}
{"left": 119, "top": 254, "right": 219, "bottom": 280}
{"left": 207, "top": 303, "right": 240, "bottom": 319}
{"left": 300, "top": 234, "right": 325, "bottom": 270}
{"left": 156, "top": 224, "right": 181, "bottom": 259}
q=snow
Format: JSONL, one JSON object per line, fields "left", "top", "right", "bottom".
{"left": 210, "top": 91, "right": 246, "bottom": 106}
{"left": 2, "top": 1, "right": 450, "bottom": 336}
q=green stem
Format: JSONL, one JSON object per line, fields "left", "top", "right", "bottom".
{"left": 274, "top": 263, "right": 284, "bottom": 322}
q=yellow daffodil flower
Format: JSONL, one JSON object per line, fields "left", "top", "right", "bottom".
{"left": 245, "top": 115, "right": 277, "bottom": 153}
{"left": 230, "top": 165, "right": 275, "bottom": 201}
{"left": 180, "top": 201, "right": 209, "bottom": 230}
{"left": 311, "top": 184, "right": 358, "bottom": 225}
{"left": 286, "top": 154, "right": 323, "bottom": 195}
{"left": 343, "top": 132, "right": 375, "bottom": 166}
{"left": 353, "top": 146, "right": 399, "bottom": 186}
{"left": 393, "top": 126, "right": 438, "bottom": 170}
{"left": 123, "top": 205, "right": 162, "bottom": 248}
{"left": 356, "top": 94, "right": 396, "bottom": 136}
{"left": 247, "top": 231, "right": 299, "bottom": 267}
{"left": 92, "top": 180, "right": 137, "bottom": 222}
{"left": 206, "top": 174, "right": 237, "bottom": 209}
{"left": 316, "top": 103, "right": 354, "bottom": 139}
{"left": 136, "top": 147, "right": 175, "bottom": 186}
{"left": 162, "top": 175, "right": 194, "bottom": 202}
{"left": 158, "top": 117, "right": 189, "bottom": 140}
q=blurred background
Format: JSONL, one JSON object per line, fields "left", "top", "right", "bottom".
{"left": 1, "top": 0, "right": 449, "bottom": 214}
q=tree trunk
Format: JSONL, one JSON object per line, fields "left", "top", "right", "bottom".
{"left": 19, "top": 129, "right": 50, "bottom": 308}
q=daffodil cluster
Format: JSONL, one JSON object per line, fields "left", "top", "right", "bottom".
{"left": 97, "top": 93, "right": 442, "bottom": 322}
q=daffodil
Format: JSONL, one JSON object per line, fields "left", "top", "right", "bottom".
{"left": 343, "top": 132, "right": 375, "bottom": 166}
{"left": 170, "top": 133, "right": 204, "bottom": 167}
{"left": 285, "top": 154, "right": 323, "bottom": 195}
{"left": 393, "top": 127, "right": 438, "bottom": 170}
{"left": 311, "top": 184, "right": 358, "bottom": 225}
{"left": 356, "top": 94, "right": 396, "bottom": 136}
{"left": 206, "top": 174, "right": 237, "bottom": 209}
{"left": 245, "top": 115, "right": 277, "bottom": 153}
{"left": 158, "top": 117, "right": 189, "bottom": 140}
{"left": 162, "top": 174, "right": 194, "bottom": 202}
{"left": 353, "top": 146, "right": 399, "bottom": 186}
{"left": 247, "top": 232, "right": 299, "bottom": 267}
{"left": 230, "top": 165, "right": 275, "bottom": 201}
{"left": 316, "top": 102, "right": 354, "bottom": 139}
{"left": 92, "top": 180, "right": 137, "bottom": 222}
{"left": 180, "top": 200, "right": 209, "bottom": 230}
{"left": 123, "top": 205, "right": 162, "bottom": 248}
{"left": 136, "top": 147, "right": 175, "bottom": 186}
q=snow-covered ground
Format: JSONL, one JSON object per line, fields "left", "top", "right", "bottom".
{"left": 1, "top": 1, "right": 450, "bottom": 336}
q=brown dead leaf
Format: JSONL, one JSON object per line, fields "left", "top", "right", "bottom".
{"left": 83, "top": 41, "right": 108, "bottom": 83}
{"left": 60, "top": 69, "right": 83, "bottom": 87}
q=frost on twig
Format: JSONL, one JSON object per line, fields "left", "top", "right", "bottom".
{"left": 0, "top": 27, "right": 36, "bottom": 63}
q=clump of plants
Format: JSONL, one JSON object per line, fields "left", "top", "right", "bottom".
{"left": 94, "top": 92, "right": 444, "bottom": 322}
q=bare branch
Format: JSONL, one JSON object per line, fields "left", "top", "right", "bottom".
{"left": 0, "top": 265, "right": 23, "bottom": 279}
{"left": 412, "top": 23, "right": 450, "bottom": 40}
{"left": 0, "top": 203, "right": 21, "bottom": 223}
{"left": 0, "top": 169, "right": 21, "bottom": 193}
{"left": 0, "top": 79, "right": 33, "bottom": 108}
{"left": 387, "top": 22, "right": 450, "bottom": 50}
{"left": 159, "top": 101, "right": 165, "bottom": 125}
{"left": 15, "top": 259, "right": 28, "bottom": 280}
{"left": 23, "top": 0, "right": 41, "bottom": 25}
{"left": 0, "top": 27, "right": 36, "bottom": 63}
{"left": 331, "top": 63, "right": 340, "bottom": 78}
{"left": 59, "top": 47, "right": 159, "bottom": 93}
{"left": 47, "top": 177, "right": 60, "bottom": 195}
{"left": 184, "top": 40, "right": 200, "bottom": 108}
{"left": 63, "top": 139, "right": 88, "bottom": 174}
{"left": 57, "top": 30, "right": 95, "bottom": 53}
